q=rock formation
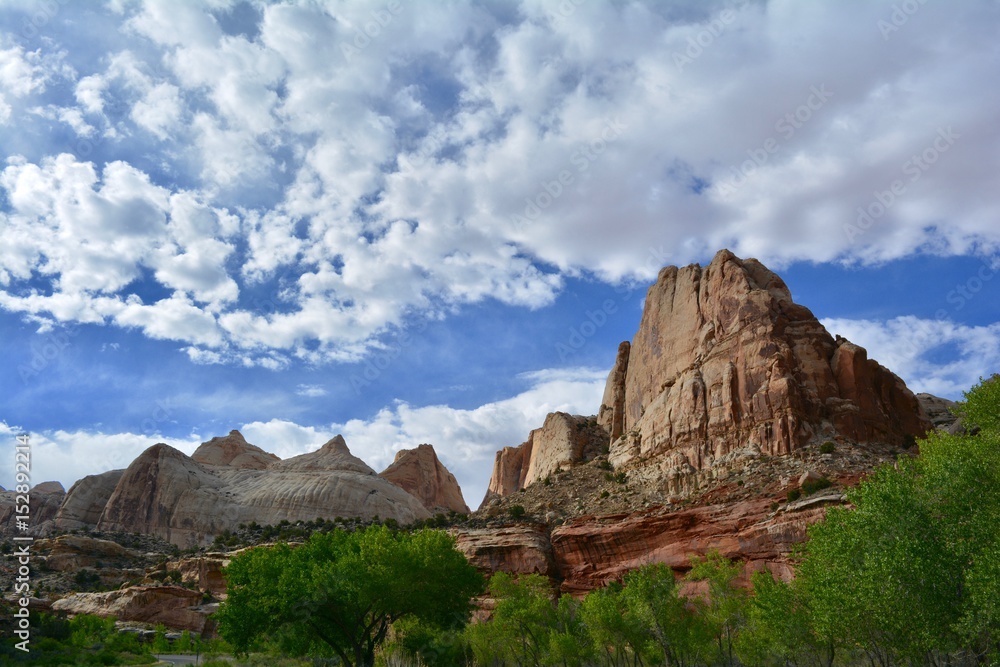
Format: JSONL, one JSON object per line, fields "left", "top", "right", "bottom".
{"left": 191, "top": 430, "right": 279, "bottom": 469}
{"left": 33, "top": 534, "right": 139, "bottom": 571}
{"left": 379, "top": 444, "right": 471, "bottom": 514}
{"left": 601, "top": 250, "right": 929, "bottom": 478}
{"left": 53, "top": 469, "right": 124, "bottom": 532}
{"left": 484, "top": 252, "right": 930, "bottom": 504}
{"left": 0, "top": 481, "right": 64, "bottom": 538}
{"left": 51, "top": 585, "right": 213, "bottom": 636}
{"left": 473, "top": 249, "right": 943, "bottom": 595}
{"left": 483, "top": 413, "right": 608, "bottom": 502}
{"left": 95, "top": 436, "right": 433, "bottom": 546}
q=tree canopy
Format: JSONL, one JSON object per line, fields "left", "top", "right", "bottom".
{"left": 215, "top": 524, "right": 483, "bottom": 667}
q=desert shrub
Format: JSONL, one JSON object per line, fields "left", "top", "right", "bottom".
{"left": 802, "top": 477, "right": 833, "bottom": 496}
{"left": 787, "top": 488, "right": 802, "bottom": 503}
{"left": 820, "top": 441, "right": 836, "bottom": 454}
{"left": 508, "top": 505, "right": 526, "bottom": 519}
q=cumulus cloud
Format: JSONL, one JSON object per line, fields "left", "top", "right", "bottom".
{"left": 822, "top": 317, "right": 1000, "bottom": 399}
{"left": 2, "top": 1, "right": 1000, "bottom": 366}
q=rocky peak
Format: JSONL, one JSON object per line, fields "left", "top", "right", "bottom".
{"left": 379, "top": 444, "right": 471, "bottom": 514}
{"left": 191, "top": 430, "right": 279, "bottom": 470}
{"left": 278, "top": 435, "right": 374, "bottom": 474}
{"left": 32, "top": 481, "right": 66, "bottom": 494}
{"left": 602, "top": 249, "right": 929, "bottom": 478}
{"left": 482, "top": 412, "right": 609, "bottom": 504}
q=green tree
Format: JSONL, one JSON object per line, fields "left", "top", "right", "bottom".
{"left": 216, "top": 525, "right": 483, "bottom": 667}
{"left": 465, "top": 572, "right": 557, "bottom": 666}
{"left": 735, "top": 572, "right": 834, "bottom": 667}
{"left": 798, "top": 376, "right": 1000, "bottom": 665}
{"left": 621, "top": 563, "right": 709, "bottom": 667}
{"left": 686, "top": 551, "right": 747, "bottom": 667}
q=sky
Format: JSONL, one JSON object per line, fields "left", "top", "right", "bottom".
{"left": 1, "top": 0, "right": 999, "bottom": 509}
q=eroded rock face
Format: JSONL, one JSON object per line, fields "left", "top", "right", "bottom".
{"left": 51, "top": 585, "right": 212, "bottom": 636}
{"left": 380, "top": 444, "right": 471, "bottom": 514}
{"left": 453, "top": 525, "right": 557, "bottom": 578}
{"left": 33, "top": 535, "right": 138, "bottom": 571}
{"left": 0, "top": 481, "right": 65, "bottom": 538}
{"left": 597, "top": 341, "right": 631, "bottom": 443}
{"left": 482, "top": 413, "right": 608, "bottom": 503}
{"left": 550, "top": 497, "right": 835, "bottom": 595}
{"left": 53, "top": 469, "right": 124, "bottom": 532}
{"left": 191, "top": 430, "right": 279, "bottom": 469}
{"left": 95, "top": 436, "right": 433, "bottom": 547}
{"left": 604, "top": 250, "right": 929, "bottom": 477}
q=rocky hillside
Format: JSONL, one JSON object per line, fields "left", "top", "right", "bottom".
{"left": 4, "top": 432, "right": 470, "bottom": 547}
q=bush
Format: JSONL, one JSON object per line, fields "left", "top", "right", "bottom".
{"left": 820, "top": 441, "right": 836, "bottom": 454}
{"left": 509, "top": 505, "right": 526, "bottom": 519}
{"left": 802, "top": 477, "right": 833, "bottom": 496}
{"left": 787, "top": 488, "right": 802, "bottom": 503}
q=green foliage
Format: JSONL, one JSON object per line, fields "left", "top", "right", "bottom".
{"left": 819, "top": 441, "right": 836, "bottom": 454}
{"left": 686, "top": 551, "right": 748, "bottom": 667}
{"left": 801, "top": 476, "right": 832, "bottom": 496}
{"left": 465, "top": 573, "right": 560, "bottom": 666}
{"left": 785, "top": 488, "right": 801, "bottom": 502}
{"left": 508, "top": 504, "right": 526, "bottom": 519}
{"left": 957, "top": 373, "right": 1000, "bottom": 432}
{"left": 216, "top": 525, "right": 483, "bottom": 667}
{"left": 799, "top": 375, "right": 1000, "bottom": 665}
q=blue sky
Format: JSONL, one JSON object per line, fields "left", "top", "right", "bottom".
{"left": 1, "top": 0, "right": 998, "bottom": 508}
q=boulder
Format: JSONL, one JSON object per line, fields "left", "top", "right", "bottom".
{"left": 379, "top": 444, "right": 471, "bottom": 514}
{"left": 453, "top": 525, "right": 557, "bottom": 578}
{"left": 51, "top": 585, "right": 212, "bottom": 636}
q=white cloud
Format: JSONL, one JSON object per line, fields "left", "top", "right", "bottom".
{"left": 3, "top": 1, "right": 1000, "bottom": 367}
{"left": 295, "top": 384, "right": 328, "bottom": 398}
{"left": 822, "top": 316, "right": 1000, "bottom": 399}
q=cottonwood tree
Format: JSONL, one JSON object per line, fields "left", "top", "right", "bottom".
{"left": 216, "top": 525, "right": 482, "bottom": 667}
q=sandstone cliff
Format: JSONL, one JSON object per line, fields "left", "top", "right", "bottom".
{"left": 379, "top": 444, "right": 471, "bottom": 514}
{"left": 594, "top": 250, "right": 929, "bottom": 494}
{"left": 483, "top": 412, "right": 608, "bottom": 502}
